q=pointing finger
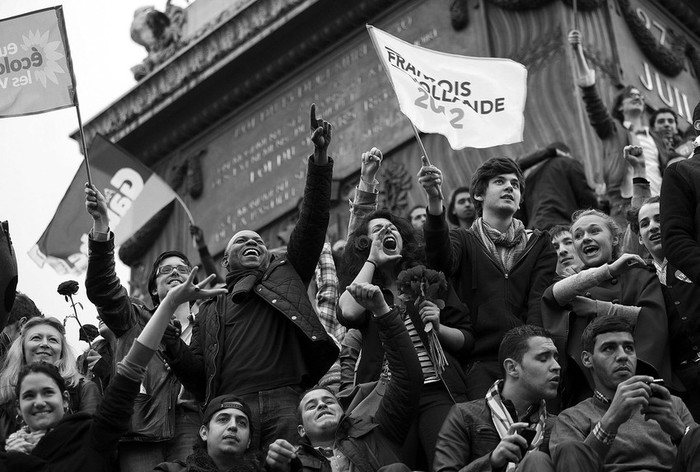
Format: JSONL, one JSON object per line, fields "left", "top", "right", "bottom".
{"left": 310, "top": 103, "right": 318, "bottom": 130}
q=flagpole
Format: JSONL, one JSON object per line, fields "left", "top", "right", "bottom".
{"left": 73, "top": 94, "right": 94, "bottom": 187}
{"left": 54, "top": 5, "right": 92, "bottom": 187}
{"left": 573, "top": 0, "right": 578, "bottom": 31}
{"left": 173, "top": 193, "right": 196, "bottom": 226}
{"left": 410, "top": 123, "right": 444, "bottom": 200}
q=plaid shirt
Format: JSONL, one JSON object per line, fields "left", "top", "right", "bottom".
{"left": 315, "top": 242, "right": 345, "bottom": 344}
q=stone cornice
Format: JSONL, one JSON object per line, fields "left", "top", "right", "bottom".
{"left": 661, "top": 0, "right": 700, "bottom": 38}
{"left": 71, "top": 0, "right": 400, "bottom": 165}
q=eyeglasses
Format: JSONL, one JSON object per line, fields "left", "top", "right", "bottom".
{"left": 625, "top": 91, "right": 644, "bottom": 99}
{"left": 156, "top": 265, "right": 191, "bottom": 276}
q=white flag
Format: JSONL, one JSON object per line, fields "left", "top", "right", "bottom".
{"left": 367, "top": 25, "right": 528, "bottom": 149}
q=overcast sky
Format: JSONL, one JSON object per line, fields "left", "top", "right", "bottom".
{"left": 0, "top": 1, "right": 176, "bottom": 354}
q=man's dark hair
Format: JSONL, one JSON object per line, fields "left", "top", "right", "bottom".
{"left": 693, "top": 101, "right": 700, "bottom": 135}
{"left": 649, "top": 107, "right": 677, "bottom": 129}
{"left": 470, "top": 157, "right": 525, "bottom": 217}
{"left": 611, "top": 85, "right": 639, "bottom": 123}
{"left": 447, "top": 186, "right": 471, "bottom": 227}
{"left": 296, "top": 386, "right": 340, "bottom": 423}
{"left": 498, "top": 325, "right": 552, "bottom": 376}
{"left": 147, "top": 250, "right": 194, "bottom": 307}
{"left": 16, "top": 362, "right": 66, "bottom": 399}
{"left": 582, "top": 316, "right": 634, "bottom": 354}
{"left": 407, "top": 205, "right": 425, "bottom": 220}
{"left": 7, "top": 292, "right": 42, "bottom": 325}
{"left": 549, "top": 224, "right": 572, "bottom": 241}
{"left": 627, "top": 196, "right": 660, "bottom": 234}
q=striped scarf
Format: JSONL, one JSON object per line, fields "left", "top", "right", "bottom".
{"left": 485, "top": 380, "right": 547, "bottom": 472}
{"left": 473, "top": 218, "right": 527, "bottom": 273}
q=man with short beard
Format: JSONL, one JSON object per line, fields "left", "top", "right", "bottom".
{"left": 155, "top": 395, "right": 262, "bottom": 472}
{"left": 163, "top": 105, "right": 339, "bottom": 451}
{"left": 550, "top": 316, "right": 698, "bottom": 471}
{"left": 433, "top": 325, "right": 561, "bottom": 472}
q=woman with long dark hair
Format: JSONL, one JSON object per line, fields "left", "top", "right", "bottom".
{"left": 338, "top": 208, "right": 472, "bottom": 471}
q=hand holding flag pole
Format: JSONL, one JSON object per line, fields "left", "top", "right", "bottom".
{"left": 410, "top": 122, "right": 444, "bottom": 200}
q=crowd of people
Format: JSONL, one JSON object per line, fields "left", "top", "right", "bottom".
{"left": 1, "top": 30, "right": 700, "bottom": 472}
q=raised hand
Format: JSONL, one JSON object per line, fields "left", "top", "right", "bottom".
{"left": 310, "top": 103, "right": 332, "bottom": 165}
{"left": 189, "top": 224, "right": 205, "bottom": 248}
{"left": 139, "top": 268, "right": 227, "bottom": 351}
{"left": 84, "top": 183, "right": 110, "bottom": 234}
{"left": 162, "top": 270, "right": 227, "bottom": 309}
{"left": 608, "top": 253, "right": 647, "bottom": 277}
{"left": 361, "top": 147, "right": 383, "bottom": 184}
{"left": 568, "top": 29, "right": 596, "bottom": 87}
{"left": 417, "top": 156, "right": 444, "bottom": 201}
{"left": 346, "top": 282, "right": 390, "bottom": 315}
{"left": 623, "top": 145, "right": 645, "bottom": 170}
{"left": 568, "top": 29, "right": 582, "bottom": 48}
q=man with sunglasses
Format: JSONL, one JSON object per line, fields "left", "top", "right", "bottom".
{"left": 85, "top": 191, "right": 202, "bottom": 472}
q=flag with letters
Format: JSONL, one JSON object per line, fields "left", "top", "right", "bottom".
{"left": 0, "top": 6, "right": 76, "bottom": 117}
{"left": 29, "top": 135, "right": 178, "bottom": 275}
{"left": 367, "top": 25, "right": 528, "bottom": 149}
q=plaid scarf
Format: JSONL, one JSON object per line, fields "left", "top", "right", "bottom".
{"left": 485, "top": 380, "right": 547, "bottom": 472}
{"left": 474, "top": 218, "right": 527, "bottom": 273}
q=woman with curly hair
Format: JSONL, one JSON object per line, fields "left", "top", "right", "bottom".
{"left": 338, "top": 204, "right": 472, "bottom": 470}
{"left": 541, "top": 209, "right": 675, "bottom": 407}
{"left": 0, "top": 316, "right": 102, "bottom": 445}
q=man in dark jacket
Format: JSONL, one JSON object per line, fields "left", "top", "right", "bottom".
{"left": 515, "top": 143, "right": 596, "bottom": 231}
{"left": 433, "top": 325, "right": 560, "bottom": 472}
{"left": 418, "top": 156, "right": 556, "bottom": 399}
{"left": 164, "top": 105, "right": 339, "bottom": 451}
{"left": 265, "top": 281, "right": 422, "bottom": 472}
{"left": 661, "top": 101, "right": 700, "bottom": 286}
{"left": 85, "top": 200, "right": 202, "bottom": 470}
{"left": 155, "top": 395, "right": 262, "bottom": 472}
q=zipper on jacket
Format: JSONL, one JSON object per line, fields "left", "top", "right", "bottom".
{"left": 507, "top": 231, "right": 542, "bottom": 272}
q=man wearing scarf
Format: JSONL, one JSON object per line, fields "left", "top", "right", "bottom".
{"left": 433, "top": 325, "right": 560, "bottom": 472}
{"left": 418, "top": 157, "right": 556, "bottom": 400}
{"left": 660, "top": 101, "right": 700, "bottom": 286}
{"left": 164, "top": 105, "right": 339, "bottom": 452}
